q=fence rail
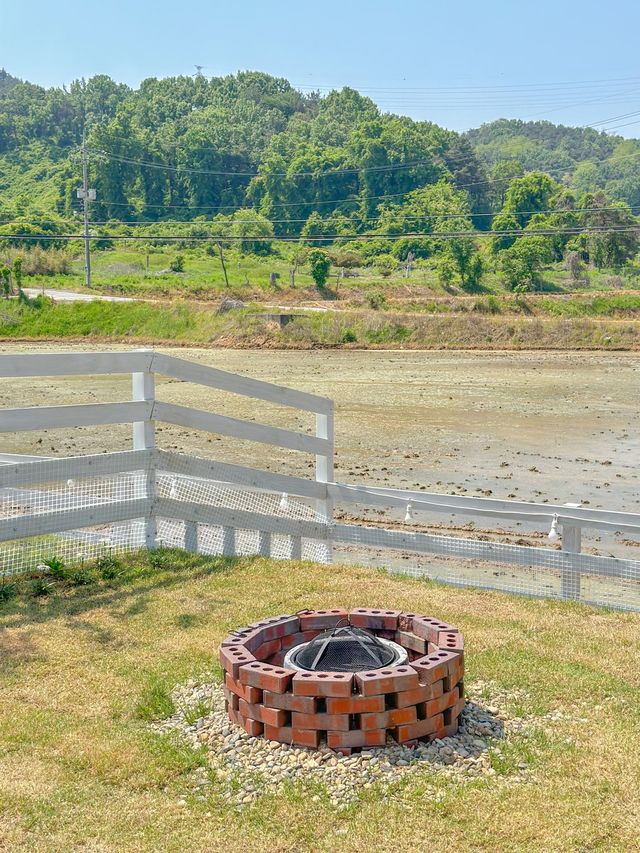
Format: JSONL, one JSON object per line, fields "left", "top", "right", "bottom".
{"left": 0, "top": 349, "right": 638, "bottom": 611}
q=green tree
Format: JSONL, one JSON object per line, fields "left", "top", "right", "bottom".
{"left": 12, "top": 256, "right": 23, "bottom": 291}
{"left": 498, "top": 236, "right": 553, "bottom": 291}
{"left": 0, "top": 265, "right": 11, "bottom": 298}
{"left": 438, "top": 238, "right": 484, "bottom": 291}
{"left": 308, "top": 249, "right": 331, "bottom": 287}
{"left": 502, "top": 172, "right": 560, "bottom": 227}
{"left": 490, "top": 212, "right": 521, "bottom": 253}
{"left": 578, "top": 192, "right": 639, "bottom": 268}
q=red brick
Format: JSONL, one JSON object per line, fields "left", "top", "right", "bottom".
{"left": 298, "top": 609, "right": 348, "bottom": 630}
{"left": 292, "top": 727, "right": 321, "bottom": 748}
{"left": 292, "top": 671, "right": 353, "bottom": 697}
{"left": 223, "top": 685, "right": 240, "bottom": 711}
{"left": 227, "top": 705, "right": 241, "bottom": 726}
{"left": 248, "top": 615, "right": 300, "bottom": 642}
{"left": 424, "top": 687, "right": 459, "bottom": 719}
{"left": 221, "top": 633, "right": 247, "bottom": 647}
{"left": 451, "top": 696, "right": 466, "bottom": 719}
{"left": 239, "top": 661, "right": 294, "bottom": 693}
{"left": 327, "top": 729, "right": 386, "bottom": 749}
{"left": 224, "top": 627, "right": 264, "bottom": 653}
{"left": 238, "top": 699, "right": 289, "bottom": 728}
{"left": 291, "top": 711, "right": 350, "bottom": 731}
{"left": 411, "top": 616, "right": 459, "bottom": 644}
{"left": 354, "top": 666, "right": 419, "bottom": 696}
{"left": 280, "top": 630, "right": 319, "bottom": 651}
{"left": 398, "top": 612, "right": 421, "bottom": 632}
{"left": 253, "top": 638, "right": 282, "bottom": 660}
{"left": 224, "top": 673, "right": 263, "bottom": 704}
{"left": 438, "top": 722, "right": 459, "bottom": 739}
{"left": 326, "top": 695, "right": 385, "bottom": 714}
{"left": 393, "top": 681, "right": 444, "bottom": 708}
{"left": 444, "top": 665, "right": 464, "bottom": 692}
{"left": 219, "top": 644, "right": 257, "bottom": 679}
{"left": 263, "top": 691, "right": 317, "bottom": 714}
{"left": 410, "top": 650, "right": 461, "bottom": 685}
{"left": 395, "top": 630, "right": 428, "bottom": 655}
{"left": 395, "top": 713, "right": 444, "bottom": 743}
{"left": 267, "top": 650, "right": 287, "bottom": 667}
{"left": 241, "top": 717, "right": 264, "bottom": 737}
{"left": 360, "top": 706, "right": 417, "bottom": 730}
{"left": 264, "top": 724, "right": 293, "bottom": 744}
{"left": 437, "top": 631, "right": 464, "bottom": 658}
{"left": 349, "top": 608, "right": 401, "bottom": 631}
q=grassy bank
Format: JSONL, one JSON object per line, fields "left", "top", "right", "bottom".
{"left": 18, "top": 243, "right": 640, "bottom": 301}
{"left": 2, "top": 297, "right": 640, "bottom": 349}
{"left": 1, "top": 550, "right": 638, "bottom": 852}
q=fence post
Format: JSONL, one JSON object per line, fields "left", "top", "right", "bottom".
{"left": 222, "top": 526, "right": 235, "bottom": 557}
{"left": 258, "top": 530, "right": 271, "bottom": 557}
{"left": 132, "top": 350, "right": 156, "bottom": 549}
{"left": 184, "top": 521, "right": 198, "bottom": 553}
{"left": 561, "top": 503, "right": 582, "bottom": 600}
{"left": 291, "top": 535, "right": 302, "bottom": 560}
{"left": 315, "top": 405, "right": 334, "bottom": 563}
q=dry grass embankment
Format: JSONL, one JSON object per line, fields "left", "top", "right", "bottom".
{"left": 2, "top": 298, "right": 640, "bottom": 349}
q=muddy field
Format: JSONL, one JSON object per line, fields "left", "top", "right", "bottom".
{"left": 1, "top": 344, "right": 639, "bottom": 574}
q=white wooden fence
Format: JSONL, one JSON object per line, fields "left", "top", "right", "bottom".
{"left": 0, "top": 350, "right": 639, "bottom": 611}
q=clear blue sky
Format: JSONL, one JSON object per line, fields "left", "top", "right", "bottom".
{"left": 3, "top": 0, "right": 640, "bottom": 135}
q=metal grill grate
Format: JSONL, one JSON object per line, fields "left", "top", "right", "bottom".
{"left": 291, "top": 625, "right": 400, "bottom": 672}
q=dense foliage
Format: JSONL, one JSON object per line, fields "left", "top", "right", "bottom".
{"left": 0, "top": 68, "right": 639, "bottom": 292}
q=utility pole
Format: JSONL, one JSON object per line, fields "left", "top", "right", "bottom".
{"left": 77, "top": 131, "right": 96, "bottom": 288}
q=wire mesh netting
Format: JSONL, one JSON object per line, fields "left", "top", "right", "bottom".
{"left": 1, "top": 450, "right": 639, "bottom": 611}
{"left": 0, "top": 451, "right": 330, "bottom": 577}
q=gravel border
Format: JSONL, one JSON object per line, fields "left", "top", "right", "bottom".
{"left": 153, "top": 678, "right": 549, "bottom": 808}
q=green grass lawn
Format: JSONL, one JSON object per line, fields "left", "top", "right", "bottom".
{"left": 1, "top": 550, "right": 639, "bottom": 852}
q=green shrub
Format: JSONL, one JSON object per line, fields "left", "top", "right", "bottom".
{"left": 31, "top": 578, "right": 53, "bottom": 597}
{"left": 0, "top": 581, "right": 17, "bottom": 602}
{"left": 169, "top": 254, "right": 185, "bottom": 273}
{"left": 96, "top": 554, "right": 124, "bottom": 580}
{"left": 366, "top": 290, "right": 387, "bottom": 310}
{"left": 307, "top": 249, "right": 331, "bottom": 287}
{"left": 68, "top": 567, "right": 95, "bottom": 586}
{"left": 42, "top": 556, "right": 66, "bottom": 579}
{"left": 341, "top": 328, "right": 357, "bottom": 343}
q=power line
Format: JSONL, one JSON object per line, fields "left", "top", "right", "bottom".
{"left": 82, "top": 150, "right": 640, "bottom": 215}
{"left": 4, "top": 225, "right": 640, "bottom": 243}
{"left": 6, "top": 204, "right": 638, "bottom": 228}
{"left": 290, "top": 74, "right": 640, "bottom": 94}
{"left": 89, "top": 147, "right": 456, "bottom": 178}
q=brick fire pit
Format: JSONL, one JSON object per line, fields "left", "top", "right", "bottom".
{"left": 220, "top": 608, "right": 465, "bottom": 754}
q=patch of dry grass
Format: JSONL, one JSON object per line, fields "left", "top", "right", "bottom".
{"left": 1, "top": 551, "right": 639, "bottom": 852}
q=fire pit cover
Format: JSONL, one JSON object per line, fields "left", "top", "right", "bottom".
{"left": 288, "top": 623, "right": 404, "bottom": 672}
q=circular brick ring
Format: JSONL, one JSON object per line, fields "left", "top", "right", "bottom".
{"left": 219, "top": 608, "right": 465, "bottom": 754}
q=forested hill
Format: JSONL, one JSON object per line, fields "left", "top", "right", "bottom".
{"left": 1, "top": 68, "right": 639, "bottom": 231}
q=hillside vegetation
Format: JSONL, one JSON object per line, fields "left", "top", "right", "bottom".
{"left": 1, "top": 69, "right": 640, "bottom": 321}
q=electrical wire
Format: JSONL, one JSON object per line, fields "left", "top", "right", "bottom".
{"left": 6, "top": 204, "right": 638, "bottom": 228}
{"left": 3, "top": 225, "right": 639, "bottom": 243}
